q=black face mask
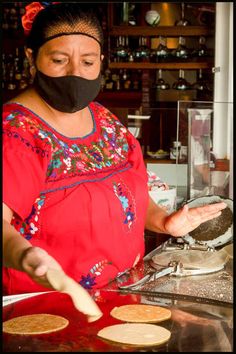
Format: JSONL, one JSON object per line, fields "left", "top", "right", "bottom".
{"left": 34, "top": 70, "right": 101, "bottom": 113}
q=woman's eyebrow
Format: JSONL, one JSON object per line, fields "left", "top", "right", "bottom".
{"left": 46, "top": 50, "right": 99, "bottom": 58}
{"left": 81, "top": 52, "right": 99, "bottom": 57}
{"left": 47, "top": 50, "right": 69, "bottom": 56}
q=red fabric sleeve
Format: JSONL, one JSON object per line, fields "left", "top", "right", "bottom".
{"left": 126, "top": 129, "right": 148, "bottom": 184}
{"left": 3, "top": 124, "right": 50, "bottom": 220}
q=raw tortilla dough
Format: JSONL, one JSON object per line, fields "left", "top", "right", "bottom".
{"left": 110, "top": 304, "right": 171, "bottom": 323}
{"left": 3, "top": 313, "right": 69, "bottom": 335}
{"left": 97, "top": 323, "right": 171, "bottom": 346}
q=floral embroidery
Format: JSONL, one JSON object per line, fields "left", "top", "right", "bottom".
{"left": 79, "top": 259, "right": 112, "bottom": 289}
{"left": 3, "top": 103, "right": 130, "bottom": 180}
{"left": 79, "top": 274, "right": 97, "bottom": 289}
{"left": 113, "top": 180, "right": 136, "bottom": 230}
{"left": 3, "top": 128, "right": 49, "bottom": 158}
{"left": 12, "top": 194, "right": 46, "bottom": 240}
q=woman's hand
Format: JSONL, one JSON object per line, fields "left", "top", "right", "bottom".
{"left": 20, "top": 246, "right": 63, "bottom": 289}
{"left": 164, "top": 202, "right": 227, "bottom": 237}
{"left": 3, "top": 203, "right": 64, "bottom": 289}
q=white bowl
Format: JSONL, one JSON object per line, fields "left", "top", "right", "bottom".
{"left": 145, "top": 10, "right": 160, "bottom": 26}
{"left": 149, "top": 187, "right": 176, "bottom": 214}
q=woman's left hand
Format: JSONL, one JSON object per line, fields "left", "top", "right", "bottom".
{"left": 164, "top": 202, "right": 227, "bottom": 237}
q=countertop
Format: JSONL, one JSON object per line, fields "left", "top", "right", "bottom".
{"left": 3, "top": 244, "right": 233, "bottom": 352}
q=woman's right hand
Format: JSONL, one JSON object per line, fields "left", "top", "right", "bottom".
{"left": 20, "top": 246, "right": 63, "bottom": 289}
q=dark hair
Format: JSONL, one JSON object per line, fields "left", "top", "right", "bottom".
{"left": 26, "top": 3, "right": 104, "bottom": 59}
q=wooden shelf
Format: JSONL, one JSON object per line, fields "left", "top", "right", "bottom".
{"left": 109, "top": 26, "right": 214, "bottom": 37}
{"left": 211, "top": 159, "right": 230, "bottom": 172}
{"left": 97, "top": 91, "right": 142, "bottom": 108}
{"left": 97, "top": 91, "right": 142, "bottom": 100}
{"left": 109, "top": 62, "right": 213, "bottom": 70}
{"left": 144, "top": 158, "right": 176, "bottom": 164}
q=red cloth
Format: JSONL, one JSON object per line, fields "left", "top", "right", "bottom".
{"left": 3, "top": 102, "right": 149, "bottom": 295}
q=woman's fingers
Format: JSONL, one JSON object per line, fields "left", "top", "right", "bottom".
{"left": 20, "top": 247, "right": 63, "bottom": 288}
{"left": 34, "top": 263, "right": 49, "bottom": 277}
{"left": 188, "top": 202, "right": 226, "bottom": 220}
{"left": 165, "top": 201, "right": 227, "bottom": 237}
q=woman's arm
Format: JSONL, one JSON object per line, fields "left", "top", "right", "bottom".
{"left": 3, "top": 203, "right": 32, "bottom": 270}
{"left": 3, "top": 202, "right": 63, "bottom": 288}
{"left": 145, "top": 196, "right": 227, "bottom": 237}
{"left": 145, "top": 197, "right": 169, "bottom": 234}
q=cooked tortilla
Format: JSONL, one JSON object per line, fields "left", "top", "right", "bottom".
{"left": 3, "top": 313, "right": 69, "bottom": 335}
{"left": 110, "top": 304, "right": 171, "bottom": 323}
{"left": 97, "top": 323, "right": 171, "bottom": 346}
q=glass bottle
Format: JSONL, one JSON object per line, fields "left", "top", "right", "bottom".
{"left": 104, "top": 69, "right": 114, "bottom": 91}
{"left": 175, "top": 3, "right": 190, "bottom": 26}
{"left": 192, "top": 69, "right": 207, "bottom": 91}
{"left": 198, "top": 36, "right": 208, "bottom": 57}
{"left": 172, "top": 69, "right": 191, "bottom": 90}
{"left": 192, "top": 69, "right": 212, "bottom": 99}
{"left": 18, "top": 56, "right": 30, "bottom": 90}
{"left": 151, "top": 36, "right": 170, "bottom": 63}
{"left": 127, "top": 37, "right": 135, "bottom": 62}
{"left": 2, "top": 7, "right": 10, "bottom": 31}
{"left": 14, "top": 58, "right": 21, "bottom": 88}
{"left": 122, "top": 69, "right": 132, "bottom": 90}
{"left": 114, "top": 36, "right": 128, "bottom": 62}
{"left": 7, "top": 68, "right": 17, "bottom": 91}
{"left": 14, "top": 49, "right": 22, "bottom": 86}
{"left": 100, "top": 73, "right": 106, "bottom": 92}
{"left": 9, "top": 4, "right": 18, "bottom": 31}
{"left": 134, "top": 37, "right": 150, "bottom": 62}
{"left": 115, "top": 71, "right": 121, "bottom": 91}
{"left": 111, "top": 72, "right": 120, "bottom": 91}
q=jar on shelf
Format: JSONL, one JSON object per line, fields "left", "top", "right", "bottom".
{"left": 172, "top": 69, "right": 191, "bottom": 90}
{"left": 114, "top": 36, "right": 129, "bottom": 62}
{"left": 150, "top": 36, "right": 171, "bottom": 63}
{"left": 154, "top": 69, "right": 170, "bottom": 90}
{"left": 134, "top": 36, "right": 150, "bottom": 62}
{"left": 170, "top": 141, "right": 182, "bottom": 160}
{"left": 192, "top": 36, "right": 210, "bottom": 59}
{"left": 173, "top": 36, "right": 191, "bottom": 61}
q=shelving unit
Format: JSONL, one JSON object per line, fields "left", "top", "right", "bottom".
{"left": 109, "top": 25, "right": 214, "bottom": 37}
{"left": 3, "top": 2, "right": 228, "bottom": 171}
{"left": 98, "top": 3, "right": 216, "bottom": 163}
{"left": 109, "top": 62, "right": 213, "bottom": 70}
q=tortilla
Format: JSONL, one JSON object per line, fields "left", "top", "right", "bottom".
{"left": 110, "top": 304, "right": 171, "bottom": 323}
{"left": 3, "top": 313, "right": 69, "bottom": 335}
{"left": 97, "top": 323, "right": 171, "bottom": 346}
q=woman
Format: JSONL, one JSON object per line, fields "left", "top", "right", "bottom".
{"left": 3, "top": 3, "right": 226, "bottom": 297}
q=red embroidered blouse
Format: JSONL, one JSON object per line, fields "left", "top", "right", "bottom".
{"left": 3, "top": 101, "right": 149, "bottom": 295}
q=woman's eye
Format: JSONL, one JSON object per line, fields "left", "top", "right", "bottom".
{"left": 83, "top": 61, "right": 94, "bottom": 66}
{"left": 52, "top": 58, "right": 66, "bottom": 64}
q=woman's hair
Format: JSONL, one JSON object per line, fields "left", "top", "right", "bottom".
{"left": 26, "top": 3, "right": 104, "bottom": 59}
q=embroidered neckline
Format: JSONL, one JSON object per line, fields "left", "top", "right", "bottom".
{"left": 3, "top": 101, "right": 97, "bottom": 141}
{"left": 3, "top": 102, "right": 131, "bottom": 181}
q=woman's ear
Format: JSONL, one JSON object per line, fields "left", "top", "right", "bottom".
{"left": 25, "top": 48, "right": 34, "bottom": 66}
{"left": 25, "top": 48, "right": 36, "bottom": 78}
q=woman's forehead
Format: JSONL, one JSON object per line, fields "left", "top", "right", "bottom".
{"left": 40, "top": 34, "right": 101, "bottom": 55}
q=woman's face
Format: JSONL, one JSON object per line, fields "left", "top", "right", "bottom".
{"left": 35, "top": 34, "right": 103, "bottom": 79}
